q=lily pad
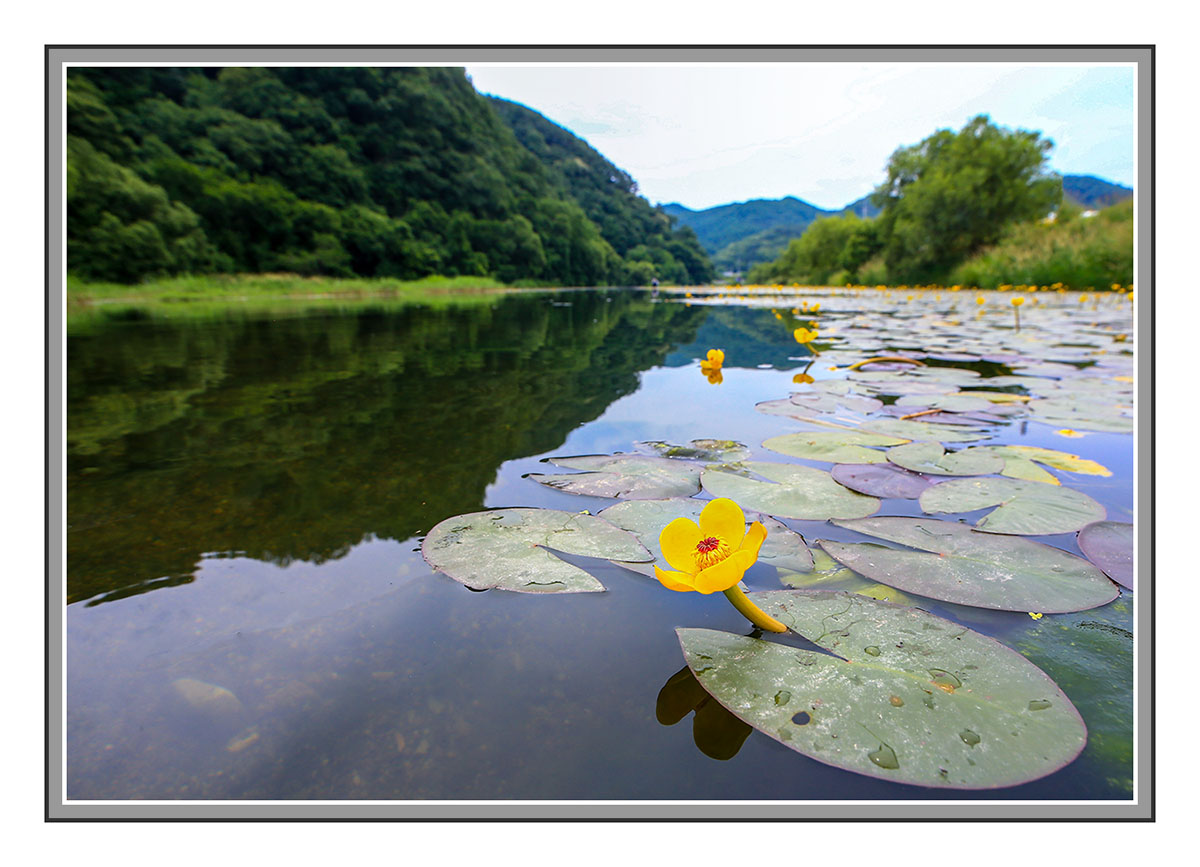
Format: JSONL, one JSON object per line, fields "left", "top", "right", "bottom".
{"left": 597, "top": 498, "right": 814, "bottom": 576}
{"left": 886, "top": 441, "right": 1006, "bottom": 476}
{"left": 421, "top": 508, "right": 652, "bottom": 593}
{"left": 526, "top": 454, "right": 701, "bottom": 499}
{"left": 819, "top": 516, "right": 1118, "bottom": 611}
{"left": 678, "top": 590, "right": 1087, "bottom": 788}
{"left": 1077, "top": 521, "right": 1134, "bottom": 589}
{"left": 919, "top": 477, "right": 1107, "bottom": 535}
{"left": 830, "top": 462, "right": 935, "bottom": 499}
{"left": 701, "top": 461, "right": 880, "bottom": 520}
{"left": 763, "top": 431, "right": 907, "bottom": 464}
{"left": 636, "top": 439, "right": 751, "bottom": 463}
{"left": 893, "top": 393, "right": 995, "bottom": 413}
{"left": 970, "top": 445, "right": 1112, "bottom": 477}
{"left": 857, "top": 418, "right": 991, "bottom": 444}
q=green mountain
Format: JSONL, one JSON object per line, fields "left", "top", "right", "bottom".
{"left": 666, "top": 174, "right": 1128, "bottom": 274}
{"left": 66, "top": 67, "right": 711, "bottom": 286}
{"left": 1062, "top": 175, "right": 1133, "bottom": 209}
{"left": 487, "top": 97, "right": 712, "bottom": 284}
{"left": 662, "top": 195, "right": 881, "bottom": 273}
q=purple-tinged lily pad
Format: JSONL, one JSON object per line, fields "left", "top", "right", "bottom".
{"left": 819, "top": 516, "right": 1118, "bottom": 612}
{"left": 830, "top": 463, "right": 936, "bottom": 499}
{"left": 1077, "top": 521, "right": 1134, "bottom": 589}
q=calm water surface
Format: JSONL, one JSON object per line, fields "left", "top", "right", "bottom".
{"left": 66, "top": 289, "right": 1133, "bottom": 800}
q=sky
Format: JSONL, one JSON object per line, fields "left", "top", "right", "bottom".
{"left": 464, "top": 63, "right": 1135, "bottom": 212}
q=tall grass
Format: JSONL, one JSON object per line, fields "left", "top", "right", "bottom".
{"left": 948, "top": 200, "right": 1133, "bottom": 290}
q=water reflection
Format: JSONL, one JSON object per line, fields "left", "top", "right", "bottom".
{"left": 67, "top": 291, "right": 707, "bottom": 605}
{"left": 656, "top": 664, "right": 752, "bottom": 761}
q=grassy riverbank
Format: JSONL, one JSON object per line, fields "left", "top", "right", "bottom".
{"left": 66, "top": 273, "right": 521, "bottom": 331}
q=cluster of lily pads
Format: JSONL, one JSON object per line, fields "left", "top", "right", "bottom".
{"left": 420, "top": 289, "right": 1133, "bottom": 791}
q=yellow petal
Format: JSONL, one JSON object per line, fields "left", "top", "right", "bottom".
{"left": 698, "top": 498, "right": 745, "bottom": 548}
{"left": 654, "top": 565, "right": 698, "bottom": 593}
{"left": 659, "top": 517, "right": 703, "bottom": 573}
{"left": 738, "top": 521, "right": 767, "bottom": 562}
{"left": 693, "top": 549, "right": 754, "bottom": 594}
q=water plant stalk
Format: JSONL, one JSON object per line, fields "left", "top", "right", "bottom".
{"left": 722, "top": 586, "right": 787, "bottom": 632}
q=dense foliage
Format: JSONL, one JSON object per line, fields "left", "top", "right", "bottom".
{"left": 66, "top": 67, "right": 712, "bottom": 286}
{"left": 948, "top": 199, "right": 1133, "bottom": 289}
{"left": 744, "top": 116, "right": 1132, "bottom": 288}
{"left": 869, "top": 115, "right": 1062, "bottom": 283}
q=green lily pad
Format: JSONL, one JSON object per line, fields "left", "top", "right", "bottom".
{"left": 778, "top": 547, "right": 865, "bottom": 589}
{"left": 701, "top": 461, "right": 880, "bottom": 520}
{"left": 857, "top": 418, "right": 992, "bottom": 443}
{"left": 526, "top": 454, "right": 701, "bottom": 499}
{"left": 421, "top": 508, "right": 652, "bottom": 593}
{"left": 886, "top": 441, "right": 1006, "bottom": 476}
{"left": 820, "top": 516, "right": 1118, "bottom": 611}
{"left": 919, "top": 477, "right": 1107, "bottom": 535}
{"left": 636, "top": 439, "right": 751, "bottom": 463}
{"left": 1077, "top": 521, "right": 1134, "bottom": 589}
{"left": 597, "top": 498, "right": 814, "bottom": 576}
{"left": 970, "top": 445, "right": 1113, "bottom": 477}
{"left": 763, "top": 431, "right": 907, "bottom": 464}
{"left": 678, "top": 590, "right": 1087, "bottom": 788}
{"left": 893, "top": 393, "right": 995, "bottom": 413}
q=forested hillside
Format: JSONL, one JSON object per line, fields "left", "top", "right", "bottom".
{"left": 66, "top": 67, "right": 711, "bottom": 286}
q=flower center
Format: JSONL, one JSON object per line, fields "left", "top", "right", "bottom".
{"left": 693, "top": 535, "right": 732, "bottom": 571}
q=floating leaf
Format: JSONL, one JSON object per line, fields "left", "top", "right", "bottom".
{"left": 894, "top": 393, "right": 995, "bottom": 413}
{"left": 973, "top": 445, "right": 1112, "bottom": 477}
{"left": 778, "top": 548, "right": 864, "bottom": 589}
{"left": 526, "top": 454, "right": 701, "bottom": 499}
{"left": 919, "top": 477, "right": 1106, "bottom": 535}
{"left": 856, "top": 418, "right": 991, "bottom": 443}
{"left": 886, "top": 442, "right": 1006, "bottom": 476}
{"left": 636, "top": 439, "right": 751, "bottom": 463}
{"left": 701, "top": 461, "right": 880, "bottom": 520}
{"left": 763, "top": 431, "right": 907, "bottom": 464}
{"left": 597, "top": 498, "right": 814, "bottom": 576}
{"left": 820, "top": 516, "right": 1117, "bottom": 611}
{"left": 678, "top": 590, "right": 1087, "bottom": 788}
{"left": 830, "top": 462, "right": 935, "bottom": 499}
{"left": 1077, "top": 521, "right": 1134, "bottom": 589}
{"left": 422, "top": 508, "right": 651, "bottom": 593}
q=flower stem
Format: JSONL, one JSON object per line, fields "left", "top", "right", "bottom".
{"left": 722, "top": 586, "right": 788, "bottom": 633}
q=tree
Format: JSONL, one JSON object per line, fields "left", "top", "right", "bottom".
{"left": 871, "top": 115, "right": 1061, "bottom": 283}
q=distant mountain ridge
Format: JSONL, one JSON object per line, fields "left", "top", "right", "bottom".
{"left": 664, "top": 174, "right": 1130, "bottom": 272}
{"left": 1062, "top": 175, "right": 1133, "bottom": 209}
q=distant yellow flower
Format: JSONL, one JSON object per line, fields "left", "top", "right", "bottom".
{"left": 792, "top": 372, "right": 814, "bottom": 384}
{"left": 976, "top": 296, "right": 986, "bottom": 305}
{"left": 700, "top": 348, "right": 724, "bottom": 372}
{"left": 793, "top": 327, "right": 818, "bottom": 344}
{"left": 1028, "top": 612, "right": 1043, "bottom": 620}
{"left": 1011, "top": 296, "right": 1025, "bottom": 307}
{"left": 1055, "top": 428, "right": 1085, "bottom": 438}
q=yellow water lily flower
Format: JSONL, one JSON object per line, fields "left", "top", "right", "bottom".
{"left": 1028, "top": 612, "right": 1044, "bottom": 620}
{"left": 700, "top": 348, "right": 725, "bottom": 371}
{"left": 655, "top": 498, "right": 766, "bottom": 595}
{"left": 976, "top": 296, "right": 986, "bottom": 305}
{"left": 792, "top": 372, "right": 814, "bottom": 384}
{"left": 1055, "top": 428, "right": 1085, "bottom": 438}
{"left": 1011, "top": 296, "right": 1025, "bottom": 307}
{"left": 793, "top": 327, "right": 818, "bottom": 344}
